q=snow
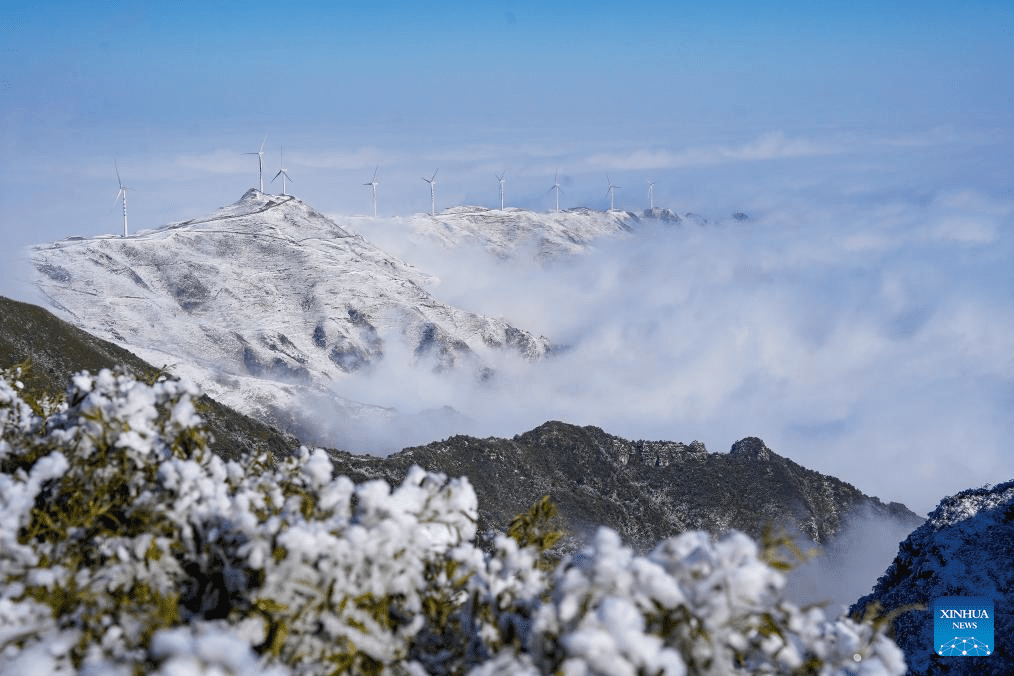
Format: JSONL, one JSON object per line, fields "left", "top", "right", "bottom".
{"left": 29, "top": 190, "right": 555, "bottom": 449}
{"left": 402, "top": 205, "right": 637, "bottom": 260}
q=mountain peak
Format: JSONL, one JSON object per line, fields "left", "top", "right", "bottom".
{"left": 729, "top": 436, "right": 773, "bottom": 461}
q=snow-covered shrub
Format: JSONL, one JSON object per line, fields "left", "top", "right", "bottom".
{"left": 0, "top": 368, "right": 906, "bottom": 675}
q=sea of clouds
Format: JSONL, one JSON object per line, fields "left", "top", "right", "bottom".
{"left": 334, "top": 169, "right": 1013, "bottom": 522}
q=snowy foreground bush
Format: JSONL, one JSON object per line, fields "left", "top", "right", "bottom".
{"left": 0, "top": 368, "right": 906, "bottom": 675}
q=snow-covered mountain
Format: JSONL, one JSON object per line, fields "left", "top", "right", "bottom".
{"left": 851, "top": 480, "right": 1014, "bottom": 674}
{"left": 401, "top": 205, "right": 641, "bottom": 259}
{"left": 29, "top": 190, "right": 554, "bottom": 445}
{"left": 389, "top": 205, "right": 741, "bottom": 261}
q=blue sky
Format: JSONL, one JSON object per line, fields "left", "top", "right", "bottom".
{"left": 2, "top": 1, "right": 1014, "bottom": 515}
{"left": 2, "top": 0, "right": 1010, "bottom": 239}
{"left": 6, "top": 2, "right": 1010, "bottom": 138}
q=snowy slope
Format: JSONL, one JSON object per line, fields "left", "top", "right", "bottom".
{"left": 402, "top": 205, "right": 642, "bottom": 259}
{"left": 851, "top": 480, "right": 1014, "bottom": 674}
{"left": 29, "top": 190, "right": 551, "bottom": 445}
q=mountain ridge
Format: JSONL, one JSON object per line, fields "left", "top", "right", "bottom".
{"left": 326, "top": 419, "right": 923, "bottom": 552}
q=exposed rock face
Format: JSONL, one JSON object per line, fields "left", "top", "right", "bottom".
{"left": 730, "top": 435, "right": 771, "bottom": 460}
{"left": 328, "top": 420, "right": 923, "bottom": 553}
{"left": 851, "top": 481, "right": 1014, "bottom": 675}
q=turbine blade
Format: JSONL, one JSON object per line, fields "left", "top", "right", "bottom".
{"left": 259, "top": 135, "right": 267, "bottom": 153}
{"left": 115, "top": 161, "right": 122, "bottom": 187}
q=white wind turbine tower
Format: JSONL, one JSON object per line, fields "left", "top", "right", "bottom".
{"left": 647, "top": 180, "right": 655, "bottom": 210}
{"left": 243, "top": 135, "right": 267, "bottom": 192}
{"left": 607, "top": 175, "right": 621, "bottom": 211}
{"left": 550, "top": 170, "right": 562, "bottom": 212}
{"left": 113, "top": 161, "right": 131, "bottom": 237}
{"left": 496, "top": 171, "right": 506, "bottom": 210}
{"left": 422, "top": 169, "right": 438, "bottom": 216}
{"left": 272, "top": 146, "right": 293, "bottom": 196}
{"left": 364, "top": 166, "right": 379, "bottom": 217}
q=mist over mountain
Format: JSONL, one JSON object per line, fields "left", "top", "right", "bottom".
{"left": 24, "top": 185, "right": 1014, "bottom": 517}
{"left": 1, "top": 292, "right": 921, "bottom": 555}
{"left": 345, "top": 188, "right": 1014, "bottom": 516}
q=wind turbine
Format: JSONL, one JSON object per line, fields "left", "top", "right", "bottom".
{"left": 647, "top": 180, "right": 655, "bottom": 210}
{"left": 113, "top": 161, "right": 131, "bottom": 237}
{"left": 243, "top": 135, "right": 267, "bottom": 192}
{"left": 272, "top": 146, "right": 293, "bottom": 196}
{"left": 364, "top": 166, "right": 379, "bottom": 217}
{"left": 607, "top": 175, "right": 621, "bottom": 211}
{"left": 496, "top": 171, "right": 506, "bottom": 210}
{"left": 422, "top": 169, "right": 438, "bottom": 216}
{"left": 550, "top": 170, "right": 562, "bottom": 212}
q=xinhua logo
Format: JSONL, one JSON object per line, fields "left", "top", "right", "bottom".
{"left": 934, "top": 597, "right": 994, "bottom": 657}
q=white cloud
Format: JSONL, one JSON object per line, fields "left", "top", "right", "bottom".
{"left": 583, "top": 131, "right": 841, "bottom": 171}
